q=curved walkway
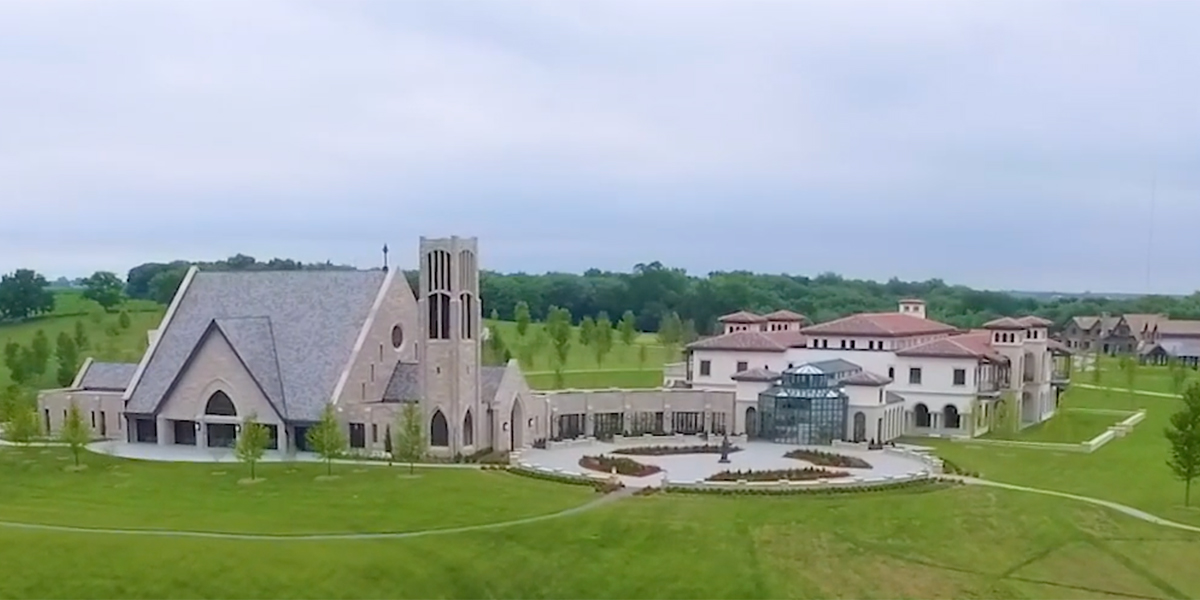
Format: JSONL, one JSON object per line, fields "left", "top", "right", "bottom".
{"left": 0, "top": 488, "right": 632, "bottom": 542}
{"left": 958, "top": 477, "right": 1200, "bottom": 534}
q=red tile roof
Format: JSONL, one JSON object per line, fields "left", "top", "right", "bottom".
{"left": 982, "top": 317, "right": 1026, "bottom": 330}
{"left": 800, "top": 312, "right": 957, "bottom": 338}
{"left": 763, "top": 309, "right": 806, "bottom": 322}
{"left": 841, "top": 370, "right": 892, "bottom": 386}
{"left": 1046, "top": 338, "right": 1072, "bottom": 354}
{"left": 1016, "top": 316, "right": 1054, "bottom": 327}
{"left": 686, "top": 330, "right": 806, "bottom": 352}
{"left": 718, "top": 310, "right": 767, "bottom": 324}
{"left": 731, "top": 367, "right": 782, "bottom": 381}
{"left": 895, "top": 332, "right": 1009, "bottom": 363}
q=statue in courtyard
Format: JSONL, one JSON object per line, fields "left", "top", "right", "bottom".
{"left": 718, "top": 434, "right": 732, "bottom": 464}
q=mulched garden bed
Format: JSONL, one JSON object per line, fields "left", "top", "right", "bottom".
{"left": 579, "top": 455, "right": 662, "bottom": 477}
{"left": 706, "top": 467, "right": 850, "bottom": 482}
{"left": 611, "top": 444, "right": 743, "bottom": 456}
{"left": 783, "top": 449, "right": 872, "bottom": 469}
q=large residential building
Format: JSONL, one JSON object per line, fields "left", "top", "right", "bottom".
{"left": 678, "top": 300, "right": 1072, "bottom": 441}
{"left": 39, "top": 237, "right": 540, "bottom": 457}
{"left": 1059, "top": 313, "right": 1165, "bottom": 354}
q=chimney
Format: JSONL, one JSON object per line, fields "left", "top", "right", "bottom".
{"left": 898, "top": 299, "right": 926, "bottom": 319}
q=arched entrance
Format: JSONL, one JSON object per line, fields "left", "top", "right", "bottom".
{"left": 745, "top": 406, "right": 758, "bottom": 438}
{"left": 510, "top": 398, "right": 524, "bottom": 450}
{"left": 463, "top": 410, "right": 474, "bottom": 447}
{"left": 943, "top": 405, "right": 960, "bottom": 429}
{"left": 430, "top": 410, "right": 449, "bottom": 447}
{"left": 914, "top": 403, "right": 931, "bottom": 428}
{"left": 852, "top": 411, "right": 866, "bottom": 442}
{"left": 204, "top": 391, "right": 238, "bottom": 447}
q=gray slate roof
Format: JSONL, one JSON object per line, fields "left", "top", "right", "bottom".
{"left": 126, "top": 270, "right": 387, "bottom": 421}
{"left": 480, "top": 366, "right": 507, "bottom": 405}
{"left": 806, "top": 358, "right": 861, "bottom": 375}
{"left": 79, "top": 361, "right": 138, "bottom": 392}
{"left": 383, "top": 362, "right": 420, "bottom": 402}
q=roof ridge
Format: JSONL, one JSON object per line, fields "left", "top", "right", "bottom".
{"left": 210, "top": 319, "right": 287, "bottom": 421}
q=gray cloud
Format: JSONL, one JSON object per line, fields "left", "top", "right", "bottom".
{"left": 2, "top": 0, "right": 1198, "bottom": 293}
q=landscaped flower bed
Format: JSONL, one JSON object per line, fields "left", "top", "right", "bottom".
{"left": 612, "top": 444, "right": 742, "bottom": 456}
{"left": 578, "top": 455, "right": 662, "bottom": 477}
{"left": 783, "top": 449, "right": 871, "bottom": 469}
{"left": 706, "top": 467, "right": 849, "bottom": 482}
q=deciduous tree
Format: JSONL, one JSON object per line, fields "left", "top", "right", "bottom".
{"left": 579, "top": 316, "right": 596, "bottom": 348}
{"left": 149, "top": 267, "right": 188, "bottom": 305}
{"left": 514, "top": 301, "right": 532, "bottom": 338}
{"left": 393, "top": 402, "right": 426, "bottom": 475}
{"left": 594, "top": 312, "right": 614, "bottom": 367}
{"left": 656, "top": 311, "right": 683, "bottom": 360}
{"left": 306, "top": 404, "right": 347, "bottom": 476}
{"left": 618, "top": 310, "right": 637, "bottom": 351}
{"left": 5, "top": 406, "right": 41, "bottom": 445}
{"left": 235, "top": 414, "right": 270, "bottom": 480}
{"left": 81, "top": 271, "right": 126, "bottom": 312}
{"left": 1170, "top": 359, "right": 1190, "bottom": 396}
{"left": 118, "top": 310, "right": 131, "bottom": 329}
{"left": 60, "top": 402, "right": 90, "bottom": 468}
{"left": 1165, "top": 383, "right": 1200, "bottom": 506}
{"left": 55, "top": 332, "right": 79, "bottom": 387}
{"left": 73, "top": 321, "right": 90, "bottom": 351}
{"left": 28, "top": 330, "right": 51, "bottom": 380}
{"left": 545, "top": 307, "right": 573, "bottom": 386}
{"left": 0, "top": 269, "right": 55, "bottom": 321}
{"left": 3, "top": 342, "right": 27, "bottom": 386}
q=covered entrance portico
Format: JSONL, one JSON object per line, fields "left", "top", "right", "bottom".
{"left": 157, "top": 389, "right": 288, "bottom": 452}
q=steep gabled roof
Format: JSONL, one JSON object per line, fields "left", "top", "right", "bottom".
{"left": 718, "top": 310, "right": 767, "bottom": 324}
{"left": 800, "top": 313, "right": 957, "bottom": 338}
{"left": 895, "top": 332, "right": 1008, "bottom": 363}
{"left": 382, "top": 362, "right": 421, "bottom": 402}
{"left": 125, "top": 270, "right": 387, "bottom": 421}
{"left": 78, "top": 361, "right": 138, "bottom": 392}
{"left": 763, "top": 309, "right": 806, "bottom": 322}
{"left": 213, "top": 317, "right": 285, "bottom": 416}
{"left": 480, "top": 365, "right": 508, "bottom": 405}
{"left": 687, "top": 330, "right": 806, "bottom": 352}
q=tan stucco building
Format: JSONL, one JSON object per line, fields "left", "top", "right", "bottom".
{"left": 39, "top": 236, "right": 540, "bottom": 457}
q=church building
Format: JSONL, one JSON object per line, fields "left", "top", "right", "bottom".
{"left": 37, "top": 237, "right": 539, "bottom": 457}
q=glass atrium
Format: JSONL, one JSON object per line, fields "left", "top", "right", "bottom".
{"left": 755, "top": 362, "right": 851, "bottom": 445}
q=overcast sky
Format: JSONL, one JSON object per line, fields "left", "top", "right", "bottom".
{"left": 2, "top": 1, "right": 1199, "bottom": 294}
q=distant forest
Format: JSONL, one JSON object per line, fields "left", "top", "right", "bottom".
{"left": 112, "top": 257, "right": 1200, "bottom": 335}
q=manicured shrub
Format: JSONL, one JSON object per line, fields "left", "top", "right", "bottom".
{"left": 783, "top": 449, "right": 871, "bottom": 469}
{"left": 504, "top": 465, "right": 624, "bottom": 493}
{"left": 612, "top": 444, "right": 743, "bottom": 456}
{"left": 706, "top": 467, "right": 849, "bottom": 482}
{"left": 579, "top": 455, "right": 662, "bottom": 477}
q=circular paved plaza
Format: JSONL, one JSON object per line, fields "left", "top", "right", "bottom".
{"left": 516, "top": 440, "right": 933, "bottom": 488}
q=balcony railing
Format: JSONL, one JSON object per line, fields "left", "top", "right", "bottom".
{"left": 977, "top": 378, "right": 1002, "bottom": 394}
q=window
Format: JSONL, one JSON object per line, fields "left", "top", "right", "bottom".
{"left": 840, "top": 339, "right": 847, "bottom": 349}
{"left": 371, "top": 423, "right": 378, "bottom": 444}
{"left": 909, "top": 367, "right": 923, "bottom": 384}
{"left": 349, "top": 423, "right": 366, "bottom": 448}
{"left": 44, "top": 409, "right": 50, "bottom": 433}
{"left": 370, "top": 363, "right": 375, "bottom": 382}
{"left": 700, "top": 360, "right": 711, "bottom": 376}
{"left": 849, "top": 340, "right": 856, "bottom": 350}
{"left": 100, "top": 411, "right": 106, "bottom": 436}
{"left": 888, "top": 367, "right": 895, "bottom": 379}
{"left": 379, "top": 343, "right": 383, "bottom": 361}
{"left": 391, "top": 324, "right": 404, "bottom": 348}
{"left": 91, "top": 411, "right": 96, "bottom": 428}
{"left": 953, "top": 368, "right": 966, "bottom": 386}
{"left": 736, "top": 361, "right": 748, "bottom": 373}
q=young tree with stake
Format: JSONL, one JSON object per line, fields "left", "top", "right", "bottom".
{"left": 59, "top": 402, "right": 90, "bottom": 468}
{"left": 393, "top": 402, "right": 426, "bottom": 475}
{"left": 618, "top": 310, "right": 637, "bottom": 355}
{"left": 235, "top": 414, "right": 270, "bottom": 481}
{"left": 6, "top": 406, "right": 41, "bottom": 445}
{"left": 1165, "top": 383, "right": 1200, "bottom": 506}
{"left": 307, "top": 404, "right": 347, "bottom": 477}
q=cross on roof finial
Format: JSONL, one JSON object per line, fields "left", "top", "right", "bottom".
{"left": 382, "top": 244, "right": 389, "bottom": 272}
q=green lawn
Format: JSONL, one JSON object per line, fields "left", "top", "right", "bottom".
{"left": 920, "top": 384, "right": 1200, "bottom": 528}
{"left": 525, "top": 368, "right": 663, "bottom": 390}
{"left": 2, "top": 447, "right": 1200, "bottom": 598}
{"left": 0, "top": 310, "right": 165, "bottom": 390}
{"left": 0, "top": 448, "right": 594, "bottom": 534}
{"left": 983, "top": 408, "right": 1118, "bottom": 444}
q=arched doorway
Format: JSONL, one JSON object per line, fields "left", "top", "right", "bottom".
{"left": 914, "top": 403, "right": 931, "bottom": 428}
{"left": 463, "top": 410, "right": 474, "bottom": 447}
{"left": 204, "top": 391, "right": 238, "bottom": 447}
{"left": 943, "top": 405, "right": 960, "bottom": 429}
{"left": 852, "top": 411, "right": 866, "bottom": 442}
{"left": 745, "top": 407, "right": 758, "bottom": 438}
{"left": 510, "top": 398, "right": 524, "bottom": 450}
{"left": 430, "top": 410, "right": 449, "bottom": 447}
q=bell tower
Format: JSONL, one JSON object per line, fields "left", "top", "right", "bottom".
{"left": 417, "top": 236, "right": 481, "bottom": 454}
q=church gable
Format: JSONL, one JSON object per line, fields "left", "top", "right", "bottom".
{"left": 156, "top": 322, "right": 284, "bottom": 425}
{"left": 333, "top": 269, "right": 421, "bottom": 406}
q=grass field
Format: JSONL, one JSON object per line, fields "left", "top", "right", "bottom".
{"left": 983, "top": 408, "right": 1118, "bottom": 444}
{"left": 919, "top": 382, "right": 1200, "bottom": 529}
{"left": 2, "top": 447, "right": 1200, "bottom": 598}
{"left": 0, "top": 291, "right": 166, "bottom": 390}
{"left": 487, "top": 320, "right": 675, "bottom": 389}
